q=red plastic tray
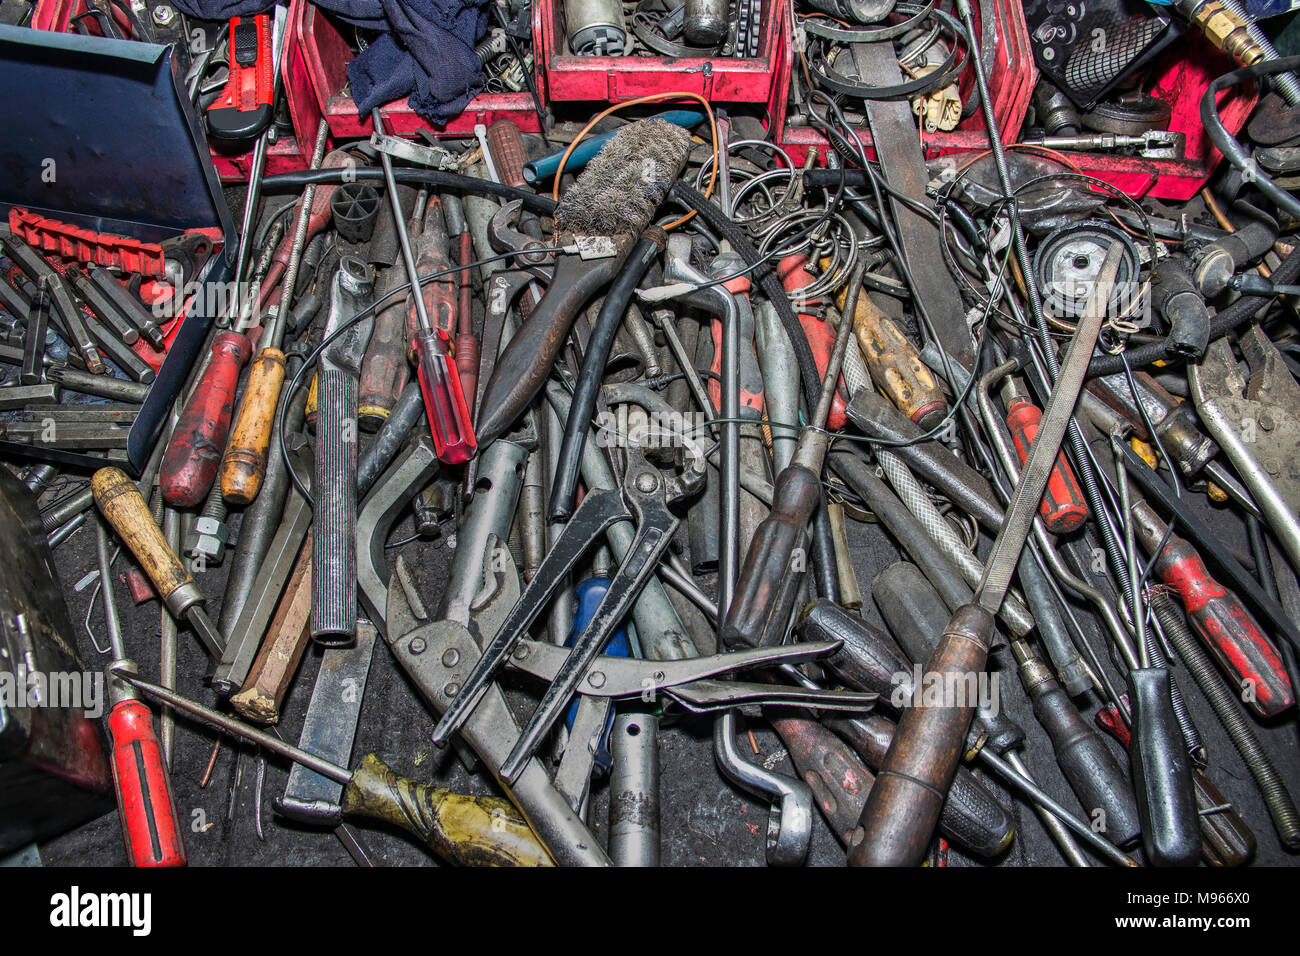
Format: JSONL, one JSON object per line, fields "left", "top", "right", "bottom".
{"left": 780, "top": 0, "right": 1034, "bottom": 161}
{"left": 1039, "top": 37, "right": 1258, "bottom": 202}
{"left": 535, "top": 0, "right": 792, "bottom": 138}
{"left": 289, "top": 0, "right": 542, "bottom": 139}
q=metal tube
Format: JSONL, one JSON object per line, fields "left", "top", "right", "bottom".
{"left": 609, "top": 711, "right": 660, "bottom": 866}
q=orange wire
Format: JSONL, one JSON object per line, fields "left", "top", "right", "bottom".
{"left": 550, "top": 91, "right": 719, "bottom": 231}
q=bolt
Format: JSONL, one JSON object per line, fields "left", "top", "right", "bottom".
{"left": 635, "top": 472, "right": 658, "bottom": 493}
{"left": 1264, "top": 458, "right": 1280, "bottom": 476}
{"left": 441, "top": 648, "right": 460, "bottom": 667}
{"left": 409, "top": 637, "right": 427, "bottom": 655}
{"left": 152, "top": 4, "right": 174, "bottom": 25}
{"left": 513, "top": 645, "right": 530, "bottom": 660}
{"left": 444, "top": 682, "right": 460, "bottom": 698}
{"left": 1259, "top": 412, "right": 1275, "bottom": 431}
{"left": 587, "top": 670, "right": 606, "bottom": 688}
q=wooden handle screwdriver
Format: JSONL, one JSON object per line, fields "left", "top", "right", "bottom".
{"left": 93, "top": 467, "right": 225, "bottom": 658}
{"left": 850, "top": 245, "right": 1122, "bottom": 867}
{"left": 221, "top": 121, "right": 330, "bottom": 505}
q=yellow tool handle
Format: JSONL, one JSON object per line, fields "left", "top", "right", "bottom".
{"left": 844, "top": 293, "right": 947, "bottom": 428}
{"left": 342, "top": 754, "right": 555, "bottom": 867}
{"left": 220, "top": 347, "right": 287, "bottom": 505}
{"left": 92, "top": 467, "right": 193, "bottom": 608}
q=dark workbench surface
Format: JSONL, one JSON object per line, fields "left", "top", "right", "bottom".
{"left": 29, "top": 464, "right": 1300, "bottom": 868}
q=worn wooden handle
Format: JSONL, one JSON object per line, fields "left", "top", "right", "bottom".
{"left": 849, "top": 604, "right": 993, "bottom": 867}
{"left": 231, "top": 534, "right": 313, "bottom": 723}
{"left": 93, "top": 467, "right": 192, "bottom": 605}
{"left": 221, "top": 347, "right": 286, "bottom": 506}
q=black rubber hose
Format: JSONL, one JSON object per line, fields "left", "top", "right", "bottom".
{"left": 670, "top": 182, "right": 823, "bottom": 415}
{"left": 1202, "top": 56, "right": 1300, "bottom": 221}
{"left": 1087, "top": 242, "right": 1300, "bottom": 376}
{"left": 549, "top": 232, "right": 664, "bottom": 521}
{"left": 260, "top": 168, "right": 560, "bottom": 217}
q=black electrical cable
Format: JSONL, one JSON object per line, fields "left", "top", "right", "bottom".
{"left": 1087, "top": 242, "right": 1300, "bottom": 376}
{"left": 1203, "top": 56, "right": 1300, "bottom": 222}
{"left": 260, "top": 168, "right": 559, "bottom": 217}
{"left": 549, "top": 232, "right": 663, "bottom": 520}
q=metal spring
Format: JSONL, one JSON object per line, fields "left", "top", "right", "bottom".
{"left": 755, "top": 209, "right": 861, "bottom": 300}
{"left": 475, "top": 29, "right": 510, "bottom": 63}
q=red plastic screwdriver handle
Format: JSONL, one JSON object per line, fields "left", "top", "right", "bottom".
{"left": 161, "top": 331, "right": 252, "bottom": 507}
{"left": 1006, "top": 398, "right": 1089, "bottom": 534}
{"left": 1155, "top": 537, "right": 1295, "bottom": 717}
{"left": 778, "top": 254, "right": 847, "bottom": 430}
{"left": 108, "top": 700, "right": 187, "bottom": 867}
{"left": 413, "top": 328, "right": 476, "bottom": 464}
{"left": 698, "top": 268, "right": 762, "bottom": 415}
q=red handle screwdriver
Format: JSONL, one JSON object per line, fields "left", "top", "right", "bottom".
{"left": 97, "top": 521, "right": 186, "bottom": 867}
{"left": 778, "top": 253, "right": 847, "bottom": 430}
{"left": 412, "top": 327, "right": 476, "bottom": 463}
{"left": 161, "top": 331, "right": 251, "bottom": 506}
{"left": 374, "top": 109, "right": 477, "bottom": 463}
{"left": 1132, "top": 501, "right": 1295, "bottom": 718}
{"left": 1001, "top": 375, "right": 1089, "bottom": 534}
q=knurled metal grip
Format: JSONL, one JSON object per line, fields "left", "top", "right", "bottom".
{"left": 311, "top": 364, "right": 359, "bottom": 645}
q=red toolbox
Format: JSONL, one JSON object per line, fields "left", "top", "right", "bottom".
{"left": 780, "top": 0, "right": 1034, "bottom": 161}
{"left": 288, "top": 0, "right": 542, "bottom": 139}
{"left": 1037, "top": 37, "right": 1259, "bottom": 202}
{"left": 31, "top": 0, "right": 311, "bottom": 181}
{"left": 535, "top": 0, "right": 792, "bottom": 138}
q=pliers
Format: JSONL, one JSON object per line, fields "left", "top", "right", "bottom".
{"left": 431, "top": 444, "right": 705, "bottom": 775}
{"left": 1189, "top": 325, "right": 1300, "bottom": 573}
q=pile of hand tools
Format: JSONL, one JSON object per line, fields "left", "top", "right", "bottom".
{"left": 3, "top": 0, "right": 1300, "bottom": 872}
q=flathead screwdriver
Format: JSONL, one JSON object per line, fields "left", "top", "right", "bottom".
{"left": 373, "top": 109, "right": 476, "bottom": 464}
{"left": 93, "top": 467, "right": 225, "bottom": 658}
{"left": 97, "top": 521, "right": 187, "bottom": 867}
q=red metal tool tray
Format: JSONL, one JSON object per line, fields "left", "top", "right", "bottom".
{"left": 535, "top": 0, "right": 792, "bottom": 139}
{"left": 1036, "top": 37, "right": 1259, "bottom": 202}
{"left": 779, "top": 0, "right": 1034, "bottom": 161}
{"left": 288, "top": 0, "right": 542, "bottom": 139}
